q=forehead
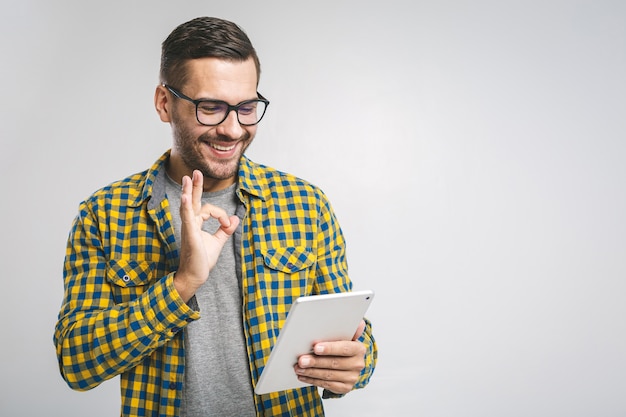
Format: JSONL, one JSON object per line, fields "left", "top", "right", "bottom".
{"left": 183, "top": 57, "right": 258, "bottom": 102}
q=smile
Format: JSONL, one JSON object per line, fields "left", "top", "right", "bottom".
{"left": 209, "top": 142, "right": 236, "bottom": 151}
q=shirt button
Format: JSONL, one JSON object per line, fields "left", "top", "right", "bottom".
{"left": 168, "top": 381, "right": 177, "bottom": 390}
{"left": 122, "top": 275, "right": 131, "bottom": 282}
{"left": 286, "top": 262, "right": 294, "bottom": 269}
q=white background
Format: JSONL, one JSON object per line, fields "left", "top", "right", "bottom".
{"left": 1, "top": 1, "right": 625, "bottom": 416}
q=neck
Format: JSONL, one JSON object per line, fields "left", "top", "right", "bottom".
{"left": 165, "top": 155, "right": 237, "bottom": 192}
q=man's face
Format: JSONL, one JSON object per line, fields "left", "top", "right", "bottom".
{"left": 164, "top": 57, "right": 259, "bottom": 190}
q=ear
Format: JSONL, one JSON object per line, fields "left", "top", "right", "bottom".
{"left": 154, "top": 85, "right": 172, "bottom": 123}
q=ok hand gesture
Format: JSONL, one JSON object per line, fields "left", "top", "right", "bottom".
{"left": 173, "top": 170, "right": 240, "bottom": 302}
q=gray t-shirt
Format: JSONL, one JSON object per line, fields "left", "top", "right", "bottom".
{"left": 165, "top": 175, "right": 256, "bottom": 417}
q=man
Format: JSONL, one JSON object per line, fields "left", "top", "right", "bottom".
{"left": 54, "top": 16, "right": 377, "bottom": 417}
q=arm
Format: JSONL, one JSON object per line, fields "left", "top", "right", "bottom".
{"left": 54, "top": 171, "right": 238, "bottom": 390}
{"left": 296, "top": 191, "right": 378, "bottom": 396}
{"left": 53, "top": 203, "right": 197, "bottom": 390}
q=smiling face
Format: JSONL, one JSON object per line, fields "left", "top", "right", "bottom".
{"left": 155, "top": 57, "right": 259, "bottom": 191}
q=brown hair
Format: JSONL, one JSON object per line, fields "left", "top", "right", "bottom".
{"left": 160, "top": 16, "right": 261, "bottom": 87}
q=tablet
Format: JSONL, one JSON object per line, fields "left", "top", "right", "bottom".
{"left": 254, "top": 290, "right": 374, "bottom": 395}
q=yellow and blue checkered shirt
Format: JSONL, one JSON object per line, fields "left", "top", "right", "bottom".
{"left": 54, "top": 151, "right": 377, "bottom": 416}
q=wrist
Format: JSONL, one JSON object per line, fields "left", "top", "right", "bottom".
{"left": 173, "top": 271, "right": 195, "bottom": 303}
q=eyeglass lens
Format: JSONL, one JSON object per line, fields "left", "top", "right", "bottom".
{"left": 197, "top": 100, "right": 267, "bottom": 126}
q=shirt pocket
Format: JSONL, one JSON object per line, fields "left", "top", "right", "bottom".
{"left": 106, "top": 258, "right": 156, "bottom": 304}
{"left": 261, "top": 246, "right": 316, "bottom": 296}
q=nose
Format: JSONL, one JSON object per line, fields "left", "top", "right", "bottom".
{"left": 215, "top": 109, "right": 244, "bottom": 139}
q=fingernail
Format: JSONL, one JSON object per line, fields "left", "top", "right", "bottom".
{"left": 300, "top": 357, "right": 310, "bottom": 367}
{"left": 314, "top": 345, "right": 325, "bottom": 354}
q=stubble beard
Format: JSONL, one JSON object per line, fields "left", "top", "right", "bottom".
{"left": 173, "top": 124, "right": 252, "bottom": 181}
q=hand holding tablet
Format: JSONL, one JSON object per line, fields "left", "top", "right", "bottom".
{"left": 254, "top": 290, "right": 375, "bottom": 395}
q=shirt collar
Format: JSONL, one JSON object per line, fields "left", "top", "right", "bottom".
{"left": 133, "top": 150, "right": 270, "bottom": 208}
{"left": 237, "top": 155, "right": 269, "bottom": 202}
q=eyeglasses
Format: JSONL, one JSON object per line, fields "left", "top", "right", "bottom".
{"left": 163, "top": 84, "right": 270, "bottom": 126}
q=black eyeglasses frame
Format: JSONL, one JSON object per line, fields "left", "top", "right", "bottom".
{"left": 163, "top": 84, "right": 270, "bottom": 126}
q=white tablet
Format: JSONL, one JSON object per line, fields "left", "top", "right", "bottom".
{"left": 254, "top": 290, "right": 374, "bottom": 395}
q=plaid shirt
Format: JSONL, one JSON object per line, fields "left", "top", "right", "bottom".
{"left": 54, "top": 151, "right": 377, "bottom": 416}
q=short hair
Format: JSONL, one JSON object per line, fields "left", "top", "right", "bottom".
{"left": 160, "top": 16, "right": 261, "bottom": 87}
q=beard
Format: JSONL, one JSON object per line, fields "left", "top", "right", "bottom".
{"left": 171, "top": 120, "right": 254, "bottom": 181}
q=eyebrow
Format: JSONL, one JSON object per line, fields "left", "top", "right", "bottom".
{"left": 164, "top": 84, "right": 263, "bottom": 105}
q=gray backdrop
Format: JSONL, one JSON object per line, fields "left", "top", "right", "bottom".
{"left": 1, "top": 1, "right": 625, "bottom": 416}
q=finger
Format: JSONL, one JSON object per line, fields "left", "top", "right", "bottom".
{"left": 298, "top": 350, "right": 364, "bottom": 372}
{"left": 312, "top": 340, "right": 366, "bottom": 358}
{"left": 196, "top": 204, "right": 239, "bottom": 240}
{"left": 294, "top": 366, "right": 359, "bottom": 394}
{"left": 198, "top": 203, "right": 231, "bottom": 224}
{"left": 296, "top": 373, "right": 354, "bottom": 395}
{"left": 210, "top": 215, "right": 240, "bottom": 242}
{"left": 180, "top": 176, "right": 194, "bottom": 224}
{"left": 352, "top": 319, "right": 366, "bottom": 341}
{"left": 219, "top": 215, "right": 240, "bottom": 236}
{"left": 295, "top": 365, "right": 358, "bottom": 382}
{"left": 191, "top": 170, "right": 204, "bottom": 212}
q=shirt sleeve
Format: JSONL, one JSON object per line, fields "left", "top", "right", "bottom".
{"left": 313, "top": 190, "right": 379, "bottom": 397}
{"left": 53, "top": 203, "right": 200, "bottom": 391}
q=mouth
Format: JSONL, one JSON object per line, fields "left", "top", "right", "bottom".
{"left": 208, "top": 142, "right": 237, "bottom": 152}
{"left": 198, "top": 131, "right": 250, "bottom": 159}
{"left": 201, "top": 139, "right": 241, "bottom": 159}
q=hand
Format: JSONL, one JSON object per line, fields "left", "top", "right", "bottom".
{"left": 174, "top": 170, "right": 240, "bottom": 302}
{"left": 294, "top": 320, "right": 367, "bottom": 394}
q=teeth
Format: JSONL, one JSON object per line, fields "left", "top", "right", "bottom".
{"left": 210, "top": 143, "right": 235, "bottom": 151}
